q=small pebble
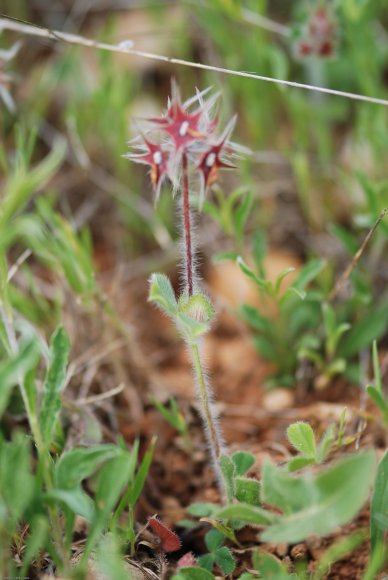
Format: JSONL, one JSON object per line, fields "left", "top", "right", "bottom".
{"left": 262, "top": 389, "right": 295, "bottom": 412}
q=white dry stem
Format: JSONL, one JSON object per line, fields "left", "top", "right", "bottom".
{"left": 0, "top": 17, "right": 387, "bottom": 107}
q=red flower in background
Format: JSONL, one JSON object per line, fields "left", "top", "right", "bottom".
{"left": 293, "top": 3, "right": 339, "bottom": 60}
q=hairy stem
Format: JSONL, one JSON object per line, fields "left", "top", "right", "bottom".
{"left": 190, "top": 341, "right": 225, "bottom": 497}
{"left": 182, "top": 152, "right": 193, "bottom": 296}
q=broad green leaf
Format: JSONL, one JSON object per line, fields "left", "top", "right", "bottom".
{"left": 214, "top": 546, "right": 236, "bottom": 575}
{"left": 40, "top": 326, "right": 70, "bottom": 446}
{"left": 175, "top": 566, "right": 215, "bottom": 579}
{"left": 215, "top": 503, "right": 277, "bottom": 526}
{"left": 45, "top": 488, "right": 94, "bottom": 520}
{"left": 220, "top": 454, "right": 236, "bottom": 502}
{"left": 197, "top": 554, "right": 214, "bottom": 571}
{"left": 0, "top": 339, "right": 39, "bottom": 416}
{"left": 235, "top": 477, "right": 260, "bottom": 505}
{"left": 148, "top": 273, "right": 177, "bottom": 317}
{"left": 262, "top": 452, "right": 376, "bottom": 543}
{"left": 252, "top": 549, "right": 288, "bottom": 575}
{"left": 370, "top": 450, "right": 388, "bottom": 554}
{"left": 55, "top": 445, "right": 121, "bottom": 490}
{"left": 231, "top": 451, "right": 255, "bottom": 476}
{"left": 261, "top": 460, "right": 311, "bottom": 513}
{"left": 339, "top": 306, "right": 388, "bottom": 358}
{"left": 287, "top": 422, "right": 316, "bottom": 457}
{"left": 205, "top": 528, "right": 224, "bottom": 551}
{"left": 0, "top": 434, "right": 35, "bottom": 524}
{"left": 186, "top": 502, "right": 219, "bottom": 517}
{"left": 85, "top": 449, "right": 136, "bottom": 558}
{"left": 367, "top": 386, "right": 388, "bottom": 412}
{"left": 200, "top": 518, "right": 239, "bottom": 544}
{"left": 287, "top": 456, "right": 316, "bottom": 472}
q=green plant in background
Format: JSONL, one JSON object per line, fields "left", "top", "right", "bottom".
{"left": 367, "top": 340, "right": 388, "bottom": 426}
{"left": 151, "top": 396, "right": 191, "bottom": 451}
{"left": 298, "top": 301, "right": 351, "bottom": 390}
{"left": 238, "top": 254, "right": 326, "bottom": 387}
{"left": 0, "top": 322, "right": 156, "bottom": 575}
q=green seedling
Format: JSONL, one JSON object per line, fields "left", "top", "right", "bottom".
{"left": 286, "top": 411, "right": 355, "bottom": 472}
{"left": 150, "top": 396, "right": 190, "bottom": 450}
{"left": 298, "top": 302, "right": 351, "bottom": 390}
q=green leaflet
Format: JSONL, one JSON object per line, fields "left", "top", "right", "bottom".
{"left": 39, "top": 326, "right": 70, "bottom": 447}
{"left": 370, "top": 450, "right": 388, "bottom": 554}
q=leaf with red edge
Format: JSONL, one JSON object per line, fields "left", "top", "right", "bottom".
{"left": 148, "top": 516, "right": 181, "bottom": 552}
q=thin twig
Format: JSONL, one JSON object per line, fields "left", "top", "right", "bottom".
{"left": 1, "top": 15, "right": 388, "bottom": 107}
{"left": 75, "top": 382, "right": 124, "bottom": 405}
{"left": 329, "top": 209, "right": 387, "bottom": 302}
{"left": 7, "top": 249, "right": 32, "bottom": 282}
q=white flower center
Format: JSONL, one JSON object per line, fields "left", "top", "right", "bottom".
{"left": 179, "top": 121, "right": 189, "bottom": 137}
{"left": 205, "top": 152, "right": 216, "bottom": 167}
{"left": 153, "top": 151, "right": 163, "bottom": 165}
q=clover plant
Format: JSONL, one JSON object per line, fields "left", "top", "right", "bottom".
{"left": 125, "top": 81, "right": 239, "bottom": 495}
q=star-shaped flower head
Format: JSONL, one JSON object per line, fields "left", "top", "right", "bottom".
{"left": 125, "top": 81, "right": 239, "bottom": 205}
{"left": 197, "top": 115, "right": 237, "bottom": 207}
{"left": 124, "top": 134, "right": 170, "bottom": 203}
{"left": 147, "top": 80, "right": 219, "bottom": 153}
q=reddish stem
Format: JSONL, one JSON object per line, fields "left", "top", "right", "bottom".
{"left": 182, "top": 152, "right": 193, "bottom": 296}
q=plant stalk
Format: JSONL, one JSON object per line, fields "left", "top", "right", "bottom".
{"left": 190, "top": 340, "right": 225, "bottom": 499}
{"left": 182, "top": 152, "right": 193, "bottom": 296}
